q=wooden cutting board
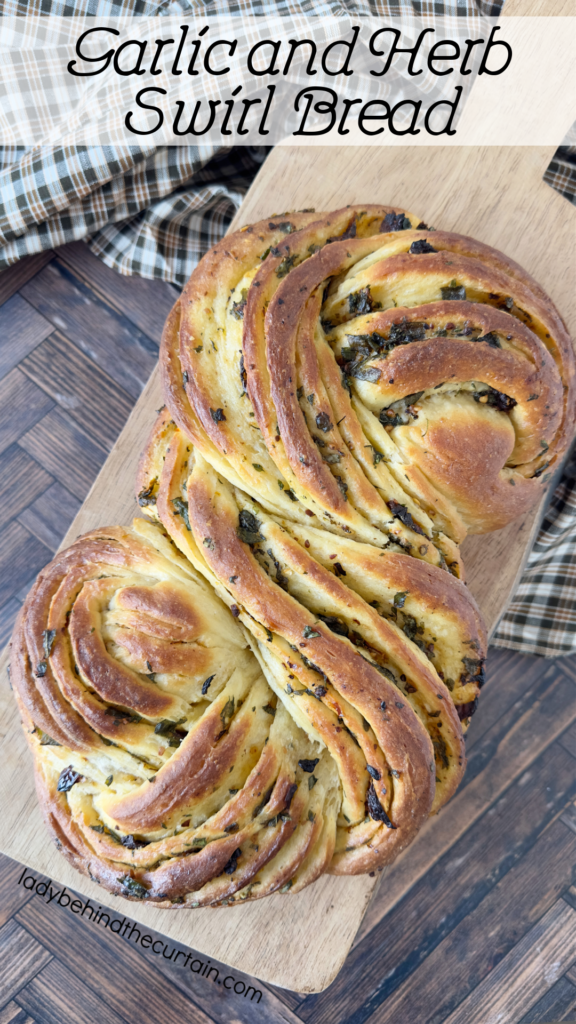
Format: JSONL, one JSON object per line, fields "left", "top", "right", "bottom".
{"left": 0, "top": 142, "right": 573, "bottom": 994}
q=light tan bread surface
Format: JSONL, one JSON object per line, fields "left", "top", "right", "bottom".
{"left": 0, "top": 142, "right": 574, "bottom": 991}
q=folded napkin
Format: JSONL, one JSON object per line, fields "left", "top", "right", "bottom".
{"left": 1, "top": 0, "right": 574, "bottom": 656}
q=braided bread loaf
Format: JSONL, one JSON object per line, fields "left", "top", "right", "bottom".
{"left": 11, "top": 203, "right": 572, "bottom": 908}
{"left": 162, "top": 206, "right": 574, "bottom": 553}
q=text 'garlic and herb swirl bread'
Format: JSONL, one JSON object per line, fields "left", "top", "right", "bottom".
{"left": 137, "top": 411, "right": 487, "bottom": 863}
{"left": 162, "top": 206, "right": 574, "bottom": 553}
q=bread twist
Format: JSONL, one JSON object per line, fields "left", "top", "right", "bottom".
{"left": 162, "top": 206, "right": 573, "bottom": 552}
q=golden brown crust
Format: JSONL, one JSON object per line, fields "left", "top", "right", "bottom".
{"left": 145, "top": 201, "right": 574, "bottom": 889}
{"left": 328, "top": 300, "right": 564, "bottom": 533}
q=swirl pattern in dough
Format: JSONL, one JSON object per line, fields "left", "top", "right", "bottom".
{"left": 162, "top": 206, "right": 573, "bottom": 554}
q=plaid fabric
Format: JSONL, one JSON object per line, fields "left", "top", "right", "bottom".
{"left": 88, "top": 146, "right": 270, "bottom": 283}
{"left": 544, "top": 147, "right": 576, "bottom": 207}
{"left": 494, "top": 122, "right": 576, "bottom": 654}
{"left": 0, "top": 0, "right": 504, "bottom": 281}
{"left": 0, "top": 144, "right": 270, "bottom": 285}
{"left": 0, "top": 0, "right": 575, "bottom": 657}
{"left": 493, "top": 450, "right": 576, "bottom": 656}
{"left": 0, "top": 0, "right": 505, "bottom": 13}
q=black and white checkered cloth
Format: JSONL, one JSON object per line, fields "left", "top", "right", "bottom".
{"left": 0, "top": 0, "right": 574, "bottom": 656}
{"left": 492, "top": 450, "right": 576, "bottom": 656}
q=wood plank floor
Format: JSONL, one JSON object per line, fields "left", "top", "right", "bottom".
{"left": 1, "top": 243, "right": 575, "bottom": 1024}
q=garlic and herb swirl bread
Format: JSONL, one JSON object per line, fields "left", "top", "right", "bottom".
{"left": 162, "top": 206, "right": 574, "bottom": 552}
{"left": 12, "top": 202, "right": 570, "bottom": 909}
